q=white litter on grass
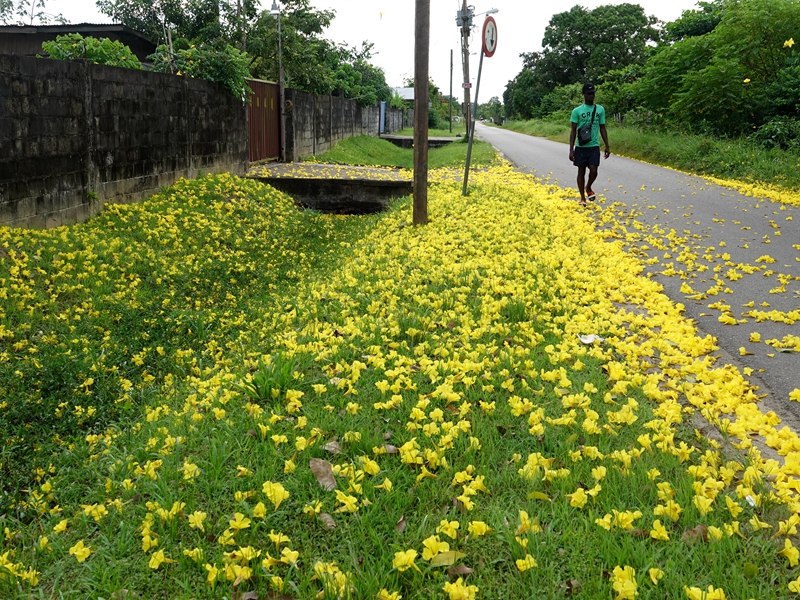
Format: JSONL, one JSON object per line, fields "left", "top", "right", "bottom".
{"left": 578, "top": 334, "right": 605, "bottom": 344}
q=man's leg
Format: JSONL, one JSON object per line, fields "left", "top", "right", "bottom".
{"left": 586, "top": 165, "right": 598, "bottom": 199}
{"left": 576, "top": 165, "right": 587, "bottom": 201}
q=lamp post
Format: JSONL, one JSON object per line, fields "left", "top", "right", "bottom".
{"left": 270, "top": 1, "right": 286, "bottom": 162}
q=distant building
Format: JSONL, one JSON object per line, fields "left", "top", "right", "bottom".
{"left": 0, "top": 23, "right": 157, "bottom": 64}
{"left": 391, "top": 87, "right": 415, "bottom": 106}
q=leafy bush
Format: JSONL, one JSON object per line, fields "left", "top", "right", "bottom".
{"left": 749, "top": 116, "right": 800, "bottom": 149}
{"left": 149, "top": 41, "right": 252, "bottom": 100}
{"left": 41, "top": 34, "right": 142, "bottom": 69}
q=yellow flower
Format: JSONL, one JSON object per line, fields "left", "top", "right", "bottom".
{"left": 649, "top": 568, "right": 664, "bottom": 585}
{"left": 650, "top": 519, "right": 670, "bottom": 541}
{"left": 205, "top": 563, "right": 219, "bottom": 586}
{"left": 53, "top": 519, "right": 68, "bottom": 533}
{"left": 515, "top": 554, "right": 537, "bottom": 572}
{"left": 392, "top": 549, "right": 421, "bottom": 573}
{"left": 252, "top": 501, "right": 268, "bottom": 519}
{"left": 743, "top": 78, "right": 751, "bottom": 83}
{"left": 68, "top": 540, "right": 92, "bottom": 562}
{"left": 442, "top": 577, "right": 479, "bottom": 600}
{"left": 610, "top": 565, "right": 637, "bottom": 600}
{"left": 268, "top": 530, "right": 291, "bottom": 547}
{"left": 789, "top": 576, "right": 800, "bottom": 593}
{"left": 437, "top": 519, "right": 460, "bottom": 539}
{"left": 374, "top": 478, "right": 393, "bottom": 492}
{"left": 567, "top": 487, "right": 588, "bottom": 508}
{"left": 263, "top": 481, "right": 290, "bottom": 510}
{"left": 229, "top": 512, "right": 251, "bottom": 531}
{"left": 376, "top": 590, "right": 402, "bottom": 600}
{"left": 779, "top": 539, "right": 800, "bottom": 567}
{"left": 421, "top": 535, "right": 450, "bottom": 561}
{"left": 181, "top": 460, "right": 200, "bottom": 481}
{"left": 188, "top": 511, "right": 207, "bottom": 532}
{"left": 148, "top": 548, "right": 175, "bottom": 569}
{"left": 685, "top": 585, "right": 727, "bottom": 599}
{"left": 785, "top": 38, "right": 795, "bottom": 48}
{"left": 468, "top": 521, "right": 492, "bottom": 537}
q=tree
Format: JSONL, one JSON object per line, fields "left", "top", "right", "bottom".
{"left": 627, "top": 0, "right": 800, "bottom": 136}
{"left": 539, "top": 3, "right": 660, "bottom": 86}
{"left": 477, "top": 96, "right": 503, "bottom": 123}
{"left": 98, "top": 0, "right": 388, "bottom": 103}
{"left": 503, "top": 3, "right": 660, "bottom": 120}
{"left": 665, "top": 0, "right": 726, "bottom": 41}
{"left": 1, "top": 0, "right": 63, "bottom": 24}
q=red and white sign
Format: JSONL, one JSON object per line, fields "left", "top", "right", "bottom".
{"left": 482, "top": 16, "right": 498, "bottom": 57}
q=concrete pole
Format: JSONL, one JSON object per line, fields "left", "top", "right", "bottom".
{"left": 413, "top": 0, "right": 429, "bottom": 225}
{"left": 461, "top": 0, "right": 471, "bottom": 138}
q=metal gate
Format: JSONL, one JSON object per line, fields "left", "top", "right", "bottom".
{"left": 247, "top": 79, "right": 280, "bottom": 162}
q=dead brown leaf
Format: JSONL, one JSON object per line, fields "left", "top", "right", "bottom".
{"left": 383, "top": 444, "right": 398, "bottom": 454}
{"left": 682, "top": 524, "right": 708, "bottom": 544}
{"left": 318, "top": 513, "right": 336, "bottom": 529}
{"left": 446, "top": 565, "right": 474, "bottom": 579}
{"left": 232, "top": 592, "right": 259, "bottom": 600}
{"left": 323, "top": 441, "right": 341, "bottom": 455}
{"left": 309, "top": 458, "right": 337, "bottom": 491}
{"left": 395, "top": 515, "right": 407, "bottom": 533}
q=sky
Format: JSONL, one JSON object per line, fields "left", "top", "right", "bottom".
{"left": 51, "top": 0, "right": 702, "bottom": 102}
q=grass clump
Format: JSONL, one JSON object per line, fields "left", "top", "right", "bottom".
{"left": 2, "top": 167, "right": 800, "bottom": 599}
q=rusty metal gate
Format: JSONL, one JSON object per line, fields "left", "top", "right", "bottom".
{"left": 247, "top": 79, "right": 280, "bottom": 162}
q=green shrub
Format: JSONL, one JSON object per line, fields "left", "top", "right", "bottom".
{"left": 149, "top": 41, "right": 252, "bottom": 100}
{"left": 749, "top": 116, "right": 800, "bottom": 150}
{"left": 41, "top": 34, "right": 142, "bottom": 69}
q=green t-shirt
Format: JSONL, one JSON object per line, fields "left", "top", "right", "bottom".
{"left": 571, "top": 103, "right": 605, "bottom": 148}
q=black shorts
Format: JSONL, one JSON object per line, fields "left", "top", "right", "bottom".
{"left": 573, "top": 146, "right": 600, "bottom": 167}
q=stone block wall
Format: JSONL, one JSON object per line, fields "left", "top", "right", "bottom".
{"left": 0, "top": 54, "right": 248, "bottom": 229}
{"left": 284, "top": 88, "right": 405, "bottom": 162}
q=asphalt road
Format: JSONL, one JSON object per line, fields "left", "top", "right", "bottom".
{"left": 474, "top": 122, "right": 800, "bottom": 428}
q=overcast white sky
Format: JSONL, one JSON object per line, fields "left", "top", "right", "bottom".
{"left": 53, "top": 0, "right": 701, "bottom": 101}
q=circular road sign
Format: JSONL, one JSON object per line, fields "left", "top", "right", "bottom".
{"left": 482, "top": 16, "right": 498, "bottom": 57}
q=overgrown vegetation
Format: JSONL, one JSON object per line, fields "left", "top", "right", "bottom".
{"left": 40, "top": 33, "right": 143, "bottom": 69}
{"left": 504, "top": 0, "right": 800, "bottom": 149}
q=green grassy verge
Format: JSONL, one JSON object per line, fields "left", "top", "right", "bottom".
{"left": 502, "top": 118, "right": 800, "bottom": 191}
{"left": 305, "top": 135, "right": 497, "bottom": 170}
{"left": 2, "top": 167, "right": 799, "bottom": 599}
{"left": 395, "top": 125, "right": 468, "bottom": 137}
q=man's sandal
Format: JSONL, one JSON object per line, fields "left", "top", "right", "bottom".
{"left": 586, "top": 189, "right": 596, "bottom": 201}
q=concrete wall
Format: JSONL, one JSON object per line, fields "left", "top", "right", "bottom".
{"left": 284, "top": 89, "right": 410, "bottom": 162}
{"left": 0, "top": 54, "right": 248, "bottom": 228}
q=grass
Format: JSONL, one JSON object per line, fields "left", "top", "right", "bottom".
{"left": 304, "top": 134, "right": 498, "bottom": 170}
{"left": 1, "top": 159, "right": 800, "bottom": 598}
{"left": 395, "top": 124, "right": 468, "bottom": 137}
{"left": 502, "top": 117, "right": 800, "bottom": 193}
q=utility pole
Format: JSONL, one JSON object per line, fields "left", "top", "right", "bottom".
{"left": 413, "top": 0, "right": 429, "bottom": 226}
{"left": 458, "top": 1, "right": 473, "bottom": 139}
{"left": 449, "top": 49, "right": 453, "bottom": 133}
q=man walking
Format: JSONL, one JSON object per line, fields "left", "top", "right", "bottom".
{"left": 569, "top": 83, "right": 610, "bottom": 206}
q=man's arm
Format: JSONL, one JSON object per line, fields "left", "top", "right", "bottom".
{"left": 600, "top": 124, "right": 610, "bottom": 159}
{"left": 569, "top": 122, "right": 577, "bottom": 161}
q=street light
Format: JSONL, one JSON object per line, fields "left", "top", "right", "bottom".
{"left": 270, "top": 1, "right": 286, "bottom": 162}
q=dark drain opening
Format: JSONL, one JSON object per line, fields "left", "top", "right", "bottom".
{"left": 253, "top": 177, "right": 413, "bottom": 215}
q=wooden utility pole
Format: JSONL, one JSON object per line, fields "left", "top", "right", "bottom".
{"left": 413, "top": 0, "right": 429, "bottom": 226}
